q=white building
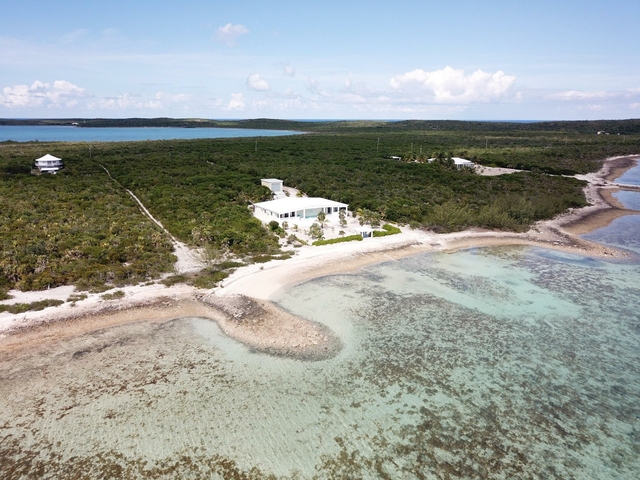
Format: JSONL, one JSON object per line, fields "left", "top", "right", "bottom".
{"left": 261, "top": 178, "right": 285, "bottom": 199}
{"left": 356, "top": 225, "right": 374, "bottom": 239}
{"left": 254, "top": 197, "right": 348, "bottom": 220}
{"left": 34, "top": 154, "right": 64, "bottom": 174}
{"left": 426, "top": 157, "right": 475, "bottom": 169}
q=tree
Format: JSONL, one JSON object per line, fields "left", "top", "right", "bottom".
{"left": 308, "top": 222, "right": 324, "bottom": 240}
{"left": 339, "top": 209, "right": 347, "bottom": 227}
{"left": 370, "top": 211, "right": 382, "bottom": 228}
{"left": 317, "top": 210, "right": 326, "bottom": 225}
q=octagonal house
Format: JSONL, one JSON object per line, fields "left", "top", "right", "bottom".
{"left": 34, "top": 154, "right": 64, "bottom": 174}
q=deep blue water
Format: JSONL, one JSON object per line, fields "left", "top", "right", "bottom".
{"left": 0, "top": 125, "right": 303, "bottom": 143}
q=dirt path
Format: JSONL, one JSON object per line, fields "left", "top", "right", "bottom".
{"left": 99, "top": 164, "right": 201, "bottom": 273}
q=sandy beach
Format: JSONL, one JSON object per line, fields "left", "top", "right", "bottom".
{"left": 1, "top": 154, "right": 639, "bottom": 358}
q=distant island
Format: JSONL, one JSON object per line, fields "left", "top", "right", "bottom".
{"left": 1, "top": 117, "right": 640, "bottom": 134}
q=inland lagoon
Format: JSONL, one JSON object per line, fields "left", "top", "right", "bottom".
{"left": 0, "top": 125, "right": 303, "bottom": 143}
{"left": 1, "top": 238, "right": 639, "bottom": 478}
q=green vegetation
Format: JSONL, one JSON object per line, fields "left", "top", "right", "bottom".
{"left": 161, "top": 274, "right": 188, "bottom": 287}
{"left": 190, "top": 270, "right": 230, "bottom": 289}
{"left": 1, "top": 119, "right": 638, "bottom": 294}
{"left": 313, "top": 235, "right": 363, "bottom": 246}
{"left": 67, "top": 293, "right": 88, "bottom": 303}
{"left": 160, "top": 264, "right": 245, "bottom": 290}
{"left": 101, "top": 290, "right": 125, "bottom": 300}
{"left": 373, "top": 224, "right": 402, "bottom": 237}
{"left": 0, "top": 150, "right": 176, "bottom": 293}
{"left": 0, "top": 299, "right": 64, "bottom": 314}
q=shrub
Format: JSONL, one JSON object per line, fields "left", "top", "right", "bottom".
{"left": 101, "top": 290, "right": 126, "bottom": 300}
{"left": 373, "top": 224, "right": 402, "bottom": 237}
{"left": 313, "top": 235, "right": 363, "bottom": 246}
{"left": 216, "top": 260, "right": 245, "bottom": 269}
{"left": 67, "top": 293, "right": 88, "bottom": 303}
{"left": 0, "top": 299, "right": 64, "bottom": 314}
{"left": 161, "top": 274, "right": 188, "bottom": 287}
{"left": 190, "top": 270, "right": 229, "bottom": 289}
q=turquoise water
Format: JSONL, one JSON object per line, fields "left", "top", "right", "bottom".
{"left": 0, "top": 247, "right": 639, "bottom": 477}
{"left": 0, "top": 125, "right": 303, "bottom": 143}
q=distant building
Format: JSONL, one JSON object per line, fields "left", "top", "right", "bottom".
{"left": 261, "top": 178, "right": 285, "bottom": 198}
{"left": 426, "top": 157, "right": 475, "bottom": 169}
{"left": 34, "top": 154, "right": 64, "bottom": 174}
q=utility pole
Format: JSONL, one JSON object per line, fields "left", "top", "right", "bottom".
{"left": 485, "top": 138, "right": 488, "bottom": 149}
{"left": 89, "top": 145, "right": 92, "bottom": 159}
{"left": 377, "top": 137, "right": 380, "bottom": 152}
{"left": 255, "top": 139, "right": 258, "bottom": 152}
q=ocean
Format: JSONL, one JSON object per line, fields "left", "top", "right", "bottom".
{"left": 0, "top": 125, "right": 303, "bottom": 143}
{"left": 0, "top": 168, "right": 639, "bottom": 478}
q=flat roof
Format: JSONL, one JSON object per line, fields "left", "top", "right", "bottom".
{"left": 426, "top": 157, "right": 474, "bottom": 165}
{"left": 254, "top": 197, "right": 348, "bottom": 215}
{"left": 261, "top": 178, "right": 283, "bottom": 183}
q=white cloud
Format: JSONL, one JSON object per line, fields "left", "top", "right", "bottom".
{"left": 246, "top": 73, "right": 269, "bottom": 91}
{"left": 155, "top": 91, "right": 191, "bottom": 103}
{"left": 306, "top": 77, "right": 331, "bottom": 97}
{"left": 547, "top": 88, "right": 640, "bottom": 112}
{"left": 225, "top": 93, "right": 245, "bottom": 111}
{"left": 1, "top": 80, "right": 89, "bottom": 108}
{"left": 551, "top": 90, "right": 611, "bottom": 101}
{"left": 216, "top": 23, "right": 249, "bottom": 47}
{"left": 343, "top": 73, "right": 375, "bottom": 96}
{"left": 91, "top": 94, "right": 139, "bottom": 110}
{"left": 389, "top": 66, "right": 516, "bottom": 104}
{"left": 278, "top": 62, "right": 295, "bottom": 77}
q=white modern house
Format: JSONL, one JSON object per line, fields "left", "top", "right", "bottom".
{"left": 34, "top": 154, "right": 64, "bottom": 174}
{"left": 254, "top": 197, "right": 348, "bottom": 220}
{"left": 261, "top": 178, "right": 285, "bottom": 199}
{"left": 426, "top": 157, "right": 475, "bottom": 169}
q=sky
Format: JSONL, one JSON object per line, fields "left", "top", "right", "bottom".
{"left": 1, "top": 0, "right": 639, "bottom": 120}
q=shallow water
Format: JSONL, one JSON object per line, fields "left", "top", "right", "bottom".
{"left": 1, "top": 246, "right": 639, "bottom": 478}
{"left": 583, "top": 214, "right": 640, "bottom": 255}
{"left": 613, "top": 190, "right": 640, "bottom": 211}
{"left": 615, "top": 161, "right": 640, "bottom": 186}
